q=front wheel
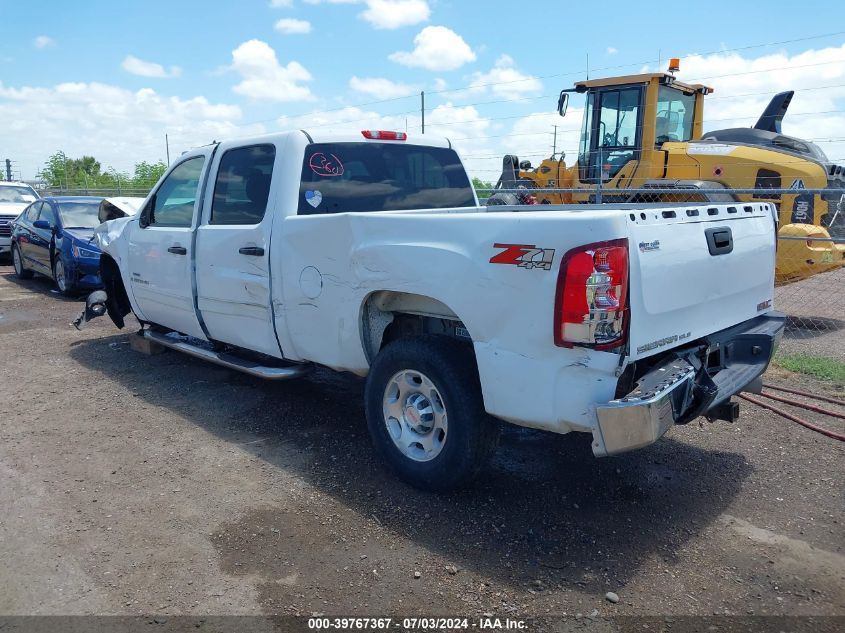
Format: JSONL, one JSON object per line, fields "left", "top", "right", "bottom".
{"left": 53, "top": 258, "right": 73, "bottom": 296}
{"left": 364, "top": 335, "right": 499, "bottom": 491}
{"left": 12, "top": 244, "right": 33, "bottom": 279}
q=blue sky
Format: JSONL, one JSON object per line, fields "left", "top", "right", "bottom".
{"left": 1, "top": 0, "right": 844, "bottom": 181}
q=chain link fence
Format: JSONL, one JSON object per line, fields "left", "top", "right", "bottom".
{"left": 479, "top": 186, "right": 845, "bottom": 361}
{"left": 22, "top": 184, "right": 844, "bottom": 360}
{"left": 42, "top": 186, "right": 152, "bottom": 198}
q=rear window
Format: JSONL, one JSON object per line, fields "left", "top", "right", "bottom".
{"left": 298, "top": 142, "right": 475, "bottom": 215}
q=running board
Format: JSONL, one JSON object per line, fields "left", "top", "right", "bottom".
{"left": 142, "top": 330, "right": 311, "bottom": 380}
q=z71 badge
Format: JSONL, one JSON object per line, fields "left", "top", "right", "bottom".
{"left": 490, "top": 243, "right": 555, "bottom": 270}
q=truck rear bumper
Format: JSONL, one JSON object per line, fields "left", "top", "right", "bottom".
{"left": 594, "top": 311, "right": 785, "bottom": 456}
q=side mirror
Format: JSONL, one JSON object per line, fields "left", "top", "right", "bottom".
{"left": 139, "top": 197, "right": 154, "bottom": 229}
{"left": 557, "top": 91, "right": 569, "bottom": 117}
{"left": 33, "top": 219, "right": 52, "bottom": 230}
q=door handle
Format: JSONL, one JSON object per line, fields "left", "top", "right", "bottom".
{"left": 167, "top": 246, "right": 187, "bottom": 255}
{"left": 238, "top": 246, "right": 265, "bottom": 256}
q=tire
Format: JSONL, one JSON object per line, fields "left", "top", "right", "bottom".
{"left": 486, "top": 192, "right": 519, "bottom": 206}
{"left": 364, "top": 335, "right": 500, "bottom": 491}
{"left": 53, "top": 258, "right": 73, "bottom": 296}
{"left": 12, "top": 244, "right": 33, "bottom": 280}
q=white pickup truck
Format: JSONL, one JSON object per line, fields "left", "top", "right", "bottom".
{"left": 86, "top": 130, "right": 784, "bottom": 490}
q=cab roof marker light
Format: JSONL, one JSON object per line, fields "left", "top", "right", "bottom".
{"left": 361, "top": 130, "right": 407, "bottom": 141}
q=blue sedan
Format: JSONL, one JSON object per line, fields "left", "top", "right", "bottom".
{"left": 11, "top": 196, "right": 105, "bottom": 295}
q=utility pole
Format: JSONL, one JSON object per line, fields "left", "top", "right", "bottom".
{"left": 420, "top": 91, "right": 425, "bottom": 134}
{"left": 165, "top": 133, "right": 171, "bottom": 166}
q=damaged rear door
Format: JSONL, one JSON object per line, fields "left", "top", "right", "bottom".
{"left": 193, "top": 140, "right": 284, "bottom": 358}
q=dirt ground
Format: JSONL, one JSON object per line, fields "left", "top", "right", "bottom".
{"left": 0, "top": 264, "right": 843, "bottom": 623}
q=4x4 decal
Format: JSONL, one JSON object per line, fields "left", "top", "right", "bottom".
{"left": 490, "top": 243, "right": 555, "bottom": 270}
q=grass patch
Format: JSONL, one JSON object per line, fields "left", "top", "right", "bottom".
{"left": 773, "top": 353, "right": 845, "bottom": 385}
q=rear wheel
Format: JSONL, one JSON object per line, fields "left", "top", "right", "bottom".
{"left": 364, "top": 335, "right": 499, "bottom": 491}
{"left": 53, "top": 258, "right": 72, "bottom": 295}
{"left": 12, "top": 244, "right": 33, "bottom": 279}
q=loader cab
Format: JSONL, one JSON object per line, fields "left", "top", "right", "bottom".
{"left": 568, "top": 73, "right": 711, "bottom": 185}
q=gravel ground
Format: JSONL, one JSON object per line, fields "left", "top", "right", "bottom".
{"left": 0, "top": 264, "right": 843, "bottom": 622}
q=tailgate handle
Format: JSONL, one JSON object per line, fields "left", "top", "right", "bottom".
{"left": 705, "top": 227, "right": 733, "bottom": 256}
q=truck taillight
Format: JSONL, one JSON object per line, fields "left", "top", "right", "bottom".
{"left": 554, "top": 239, "right": 629, "bottom": 350}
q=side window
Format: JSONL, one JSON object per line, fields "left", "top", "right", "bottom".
{"left": 39, "top": 203, "right": 57, "bottom": 226}
{"left": 656, "top": 86, "right": 696, "bottom": 144}
{"left": 211, "top": 144, "right": 276, "bottom": 225}
{"left": 26, "top": 202, "right": 42, "bottom": 221}
{"left": 147, "top": 156, "right": 206, "bottom": 228}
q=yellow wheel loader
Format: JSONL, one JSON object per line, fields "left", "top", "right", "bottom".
{"left": 492, "top": 70, "right": 845, "bottom": 284}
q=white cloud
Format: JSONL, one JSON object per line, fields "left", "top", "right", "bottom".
{"left": 269, "top": 0, "right": 293, "bottom": 6}
{"left": 33, "top": 36, "right": 55, "bottom": 49}
{"left": 0, "top": 81, "right": 264, "bottom": 178}
{"left": 275, "top": 101, "right": 493, "bottom": 174}
{"left": 229, "top": 39, "right": 315, "bottom": 102}
{"left": 360, "top": 0, "right": 430, "bottom": 29}
{"left": 667, "top": 42, "right": 845, "bottom": 159}
{"left": 389, "top": 26, "right": 476, "bottom": 71}
{"left": 466, "top": 55, "right": 542, "bottom": 101}
{"left": 606, "top": 47, "right": 618, "bottom": 55}
{"left": 274, "top": 18, "right": 312, "bottom": 34}
{"left": 303, "top": 0, "right": 359, "bottom": 3}
{"left": 121, "top": 55, "right": 182, "bottom": 79}
{"left": 349, "top": 76, "right": 418, "bottom": 98}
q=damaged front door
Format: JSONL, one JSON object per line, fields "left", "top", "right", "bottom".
{"left": 127, "top": 153, "right": 211, "bottom": 339}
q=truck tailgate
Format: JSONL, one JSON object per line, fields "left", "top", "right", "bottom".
{"left": 626, "top": 202, "right": 776, "bottom": 361}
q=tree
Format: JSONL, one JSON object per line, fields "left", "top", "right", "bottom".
{"left": 37, "top": 151, "right": 107, "bottom": 188}
{"left": 37, "top": 151, "right": 165, "bottom": 192}
{"left": 130, "top": 161, "right": 167, "bottom": 188}
{"left": 472, "top": 177, "right": 494, "bottom": 191}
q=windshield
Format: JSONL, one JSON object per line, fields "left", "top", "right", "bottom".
{"left": 298, "top": 142, "right": 475, "bottom": 215}
{"left": 0, "top": 185, "right": 38, "bottom": 204}
{"left": 57, "top": 201, "right": 102, "bottom": 228}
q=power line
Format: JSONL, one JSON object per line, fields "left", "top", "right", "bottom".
{"left": 426, "top": 31, "right": 845, "bottom": 97}
{"left": 167, "top": 30, "right": 845, "bottom": 137}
